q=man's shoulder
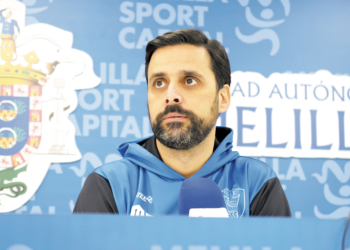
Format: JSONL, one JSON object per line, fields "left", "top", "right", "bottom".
{"left": 235, "top": 156, "right": 271, "bottom": 167}
{"left": 94, "top": 157, "right": 139, "bottom": 179}
{"left": 234, "top": 156, "right": 276, "bottom": 180}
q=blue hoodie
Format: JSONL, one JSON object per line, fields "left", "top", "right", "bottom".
{"left": 94, "top": 127, "right": 277, "bottom": 218}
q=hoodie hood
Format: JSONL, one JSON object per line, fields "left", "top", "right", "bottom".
{"left": 117, "top": 127, "right": 239, "bottom": 181}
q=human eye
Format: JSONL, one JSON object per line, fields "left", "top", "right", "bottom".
{"left": 185, "top": 78, "right": 198, "bottom": 86}
{"left": 154, "top": 80, "right": 166, "bottom": 88}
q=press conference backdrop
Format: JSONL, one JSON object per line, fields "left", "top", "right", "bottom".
{"left": 0, "top": 0, "right": 349, "bottom": 219}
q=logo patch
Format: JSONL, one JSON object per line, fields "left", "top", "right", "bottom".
{"left": 136, "top": 192, "right": 153, "bottom": 203}
{"left": 221, "top": 188, "right": 245, "bottom": 218}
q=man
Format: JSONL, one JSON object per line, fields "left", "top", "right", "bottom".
{"left": 74, "top": 29, "right": 291, "bottom": 217}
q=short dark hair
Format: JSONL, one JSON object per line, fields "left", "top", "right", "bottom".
{"left": 145, "top": 29, "right": 231, "bottom": 90}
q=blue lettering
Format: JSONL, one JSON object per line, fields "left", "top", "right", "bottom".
{"left": 310, "top": 110, "right": 332, "bottom": 150}
{"left": 338, "top": 111, "right": 350, "bottom": 150}
{"left": 313, "top": 84, "right": 329, "bottom": 101}
{"left": 236, "top": 107, "right": 259, "bottom": 147}
{"left": 294, "top": 109, "right": 301, "bottom": 149}
{"left": 231, "top": 82, "right": 245, "bottom": 97}
{"left": 332, "top": 86, "right": 345, "bottom": 101}
{"left": 248, "top": 82, "right": 259, "bottom": 97}
{"left": 285, "top": 83, "right": 297, "bottom": 99}
{"left": 266, "top": 108, "right": 287, "bottom": 148}
{"left": 219, "top": 112, "right": 226, "bottom": 127}
{"left": 269, "top": 84, "right": 283, "bottom": 99}
{"left": 300, "top": 84, "right": 311, "bottom": 100}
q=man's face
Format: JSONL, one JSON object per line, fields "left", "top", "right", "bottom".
{"left": 147, "top": 44, "right": 219, "bottom": 150}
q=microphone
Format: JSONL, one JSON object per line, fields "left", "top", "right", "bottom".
{"left": 178, "top": 178, "right": 229, "bottom": 218}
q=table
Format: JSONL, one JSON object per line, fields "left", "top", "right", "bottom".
{"left": 2, "top": 215, "right": 349, "bottom": 250}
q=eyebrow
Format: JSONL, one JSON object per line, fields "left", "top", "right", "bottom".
{"left": 149, "top": 73, "right": 166, "bottom": 82}
{"left": 149, "top": 70, "right": 204, "bottom": 82}
{"left": 182, "top": 70, "right": 204, "bottom": 80}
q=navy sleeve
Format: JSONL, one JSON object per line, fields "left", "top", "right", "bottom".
{"left": 73, "top": 172, "right": 118, "bottom": 214}
{"left": 249, "top": 177, "right": 291, "bottom": 217}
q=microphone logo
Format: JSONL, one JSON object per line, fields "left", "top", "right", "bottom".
{"left": 221, "top": 188, "right": 246, "bottom": 218}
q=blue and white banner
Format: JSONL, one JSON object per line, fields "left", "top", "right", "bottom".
{"left": 227, "top": 70, "right": 350, "bottom": 159}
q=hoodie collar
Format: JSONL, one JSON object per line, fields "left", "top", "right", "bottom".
{"left": 117, "top": 127, "right": 239, "bottom": 180}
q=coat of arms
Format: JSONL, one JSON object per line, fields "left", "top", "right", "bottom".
{"left": 222, "top": 188, "right": 245, "bottom": 218}
{"left": 0, "top": 0, "right": 100, "bottom": 212}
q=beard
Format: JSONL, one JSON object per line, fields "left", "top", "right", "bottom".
{"left": 150, "top": 97, "right": 219, "bottom": 150}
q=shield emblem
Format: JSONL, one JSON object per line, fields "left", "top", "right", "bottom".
{"left": 222, "top": 188, "right": 246, "bottom": 218}
{"left": 0, "top": 82, "right": 44, "bottom": 168}
{"left": 0, "top": 60, "right": 46, "bottom": 198}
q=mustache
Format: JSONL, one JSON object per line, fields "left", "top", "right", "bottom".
{"left": 156, "top": 105, "right": 195, "bottom": 122}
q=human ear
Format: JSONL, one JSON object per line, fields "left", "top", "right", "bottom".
{"left": 218, "top": 84, "right": 231, "bottom": 113}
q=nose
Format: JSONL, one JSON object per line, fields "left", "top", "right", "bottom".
{"left": 165, "top": 83, "right": 182, "bottom": 105}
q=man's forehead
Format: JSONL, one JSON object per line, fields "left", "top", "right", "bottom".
{"left": 148, "top": 44, "right": 212, "bottom": 77}
{"left": 150, "top": 44, "right": 209, "bottom": 62}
